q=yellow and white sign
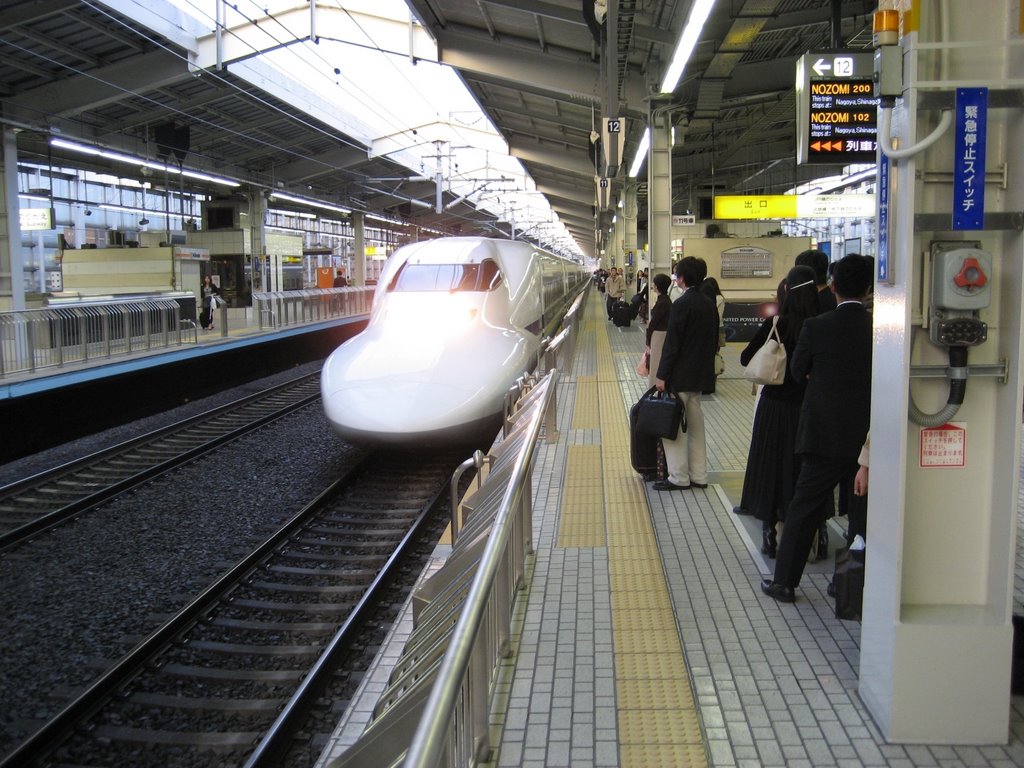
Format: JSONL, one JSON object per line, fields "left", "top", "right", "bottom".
{"left": 714, "top": 194, "right": 874, "bottom": 220}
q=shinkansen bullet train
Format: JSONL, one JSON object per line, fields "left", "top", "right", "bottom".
{"left": 321, "top": 237, "right": 588, "bottom": 446}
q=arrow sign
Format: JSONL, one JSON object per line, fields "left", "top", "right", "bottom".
{"left": 812, "top": 58, "right": 831, "bottom": 76}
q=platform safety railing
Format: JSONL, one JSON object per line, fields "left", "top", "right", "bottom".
{"left": 252, "top": 286, "right": 374, "bottom": 329}
{"left": 330, "top": 371, "right": 558, "bottom": 768}
{"left": 0, "top": 297, "right": 189, "bottom": 379}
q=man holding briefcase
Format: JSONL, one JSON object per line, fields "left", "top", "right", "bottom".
{"left": 653, "top": 257, "right": 719, "bottom": 491}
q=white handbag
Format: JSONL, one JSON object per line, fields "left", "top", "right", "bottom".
{"left": 742, "top": 316, "right": 787, "bottom": 386}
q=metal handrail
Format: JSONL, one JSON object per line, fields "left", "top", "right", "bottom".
{"left": 251, "top": 286, "right": 374, "bottom": 329}
{"left": 0, "top": 297, "right": 190, "bottom": 378}
{"left": 402, "top": 371, "right": 558, "bottom": 768}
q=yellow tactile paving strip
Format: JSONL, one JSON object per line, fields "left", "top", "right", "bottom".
{"left": 557, "top": 301, "right": 708, "bottom": 768}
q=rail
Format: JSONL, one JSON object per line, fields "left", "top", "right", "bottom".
{"left": 252, "top": 286, "right": 374, "bottom": 329}
{"left": 0, "top": 297, "right": 191, "bottom": 379}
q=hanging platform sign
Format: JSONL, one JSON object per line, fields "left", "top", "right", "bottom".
{"left": 796, "top": 52, "right": 877, "bottom": 165}
{"left": 952, "top": 88, "right": 988, "bottom": 230}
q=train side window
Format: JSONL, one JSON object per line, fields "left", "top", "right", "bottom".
{"left": 480, "top": 259, "right": 502, "bottom": 291}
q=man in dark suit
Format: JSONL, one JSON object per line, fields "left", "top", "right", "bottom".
{"left": 653, "top": 257, "right": 719, "bottom": 491}
{"left": 761, "top": 254, "right": 873, "bottom": 602}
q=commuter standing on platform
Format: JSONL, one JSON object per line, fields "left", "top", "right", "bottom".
{"left": 652, "top": 257, "right": 719, "bottom": 491}
{"left": 733, "top": 266, "right": 820, "bottom": 556}
{"left": 605, "top": 267, "right": 625, "bottom": 319}
{"left": 760, "top": 255, "right": 873, "bottom": 603}
{"left": 795, "top": 248, "right": 837, "bottom": 313}
{"left": 200, "top": 275, "right": 221, "bottom": 331}
{"left": 645, "top": 273, "right": 673, "bottom": 389}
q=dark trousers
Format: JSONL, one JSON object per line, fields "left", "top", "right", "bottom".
{"left": 773, "top": 454, "right": 859, "bottom": 589}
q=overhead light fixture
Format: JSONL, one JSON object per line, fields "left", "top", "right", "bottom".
{"left": 98, "top": 203, "right": 168, "bottom": 219}
{"left": 628, "top": 128, "right": 651, "bottom": 178}
{"left": 50, "top": 138, "right": 239, "bottom": 188}
{"left": 660, "top": 0, "right": 716, "bottom": 94}
{"left": 138, "top": 217, "right": 150, "bottom": 226}
{"left": 269, "top": 192, "right": 351, "bottom": 216}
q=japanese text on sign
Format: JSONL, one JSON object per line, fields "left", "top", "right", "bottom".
{"left": 919, "top": 423, "right": 966, "bottom": 467}
{"left": 953, "top": 88, "right": 988, "bottom": 230}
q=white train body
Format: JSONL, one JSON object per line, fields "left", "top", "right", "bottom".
{"left": 321, "top": 237, "right": 587, "bottom": 445}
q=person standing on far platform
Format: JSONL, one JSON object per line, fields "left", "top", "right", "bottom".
{"left": 760, "top": 255, "right": 873, "bottom": 603}
{"left": 652, "top": 257, "right": 719, "bottom": 491}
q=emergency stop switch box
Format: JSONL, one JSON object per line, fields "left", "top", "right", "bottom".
{"left": 931, "top": 245, "right": 992, "bottom": 310}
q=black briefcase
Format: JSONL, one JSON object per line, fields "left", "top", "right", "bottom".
{"left": 634, "top": 387, "right": 685, "bottom": 439}
{"left": 833, "top": 547, "right": 865, "bottom": 621}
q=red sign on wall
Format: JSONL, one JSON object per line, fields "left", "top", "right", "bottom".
{"left": 919, "top": 423, "right": 966, "bottom": 467}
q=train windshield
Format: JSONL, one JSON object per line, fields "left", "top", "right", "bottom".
{"left": 387, "top": 260, "right": 502, "bottom": 292}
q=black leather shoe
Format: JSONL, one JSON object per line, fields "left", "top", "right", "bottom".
{"left": 760, "top": 579, "right": 796, "bottom": 603}
{"left": 732, "top": 506, "right": 752, "bottom": 516}
{"left": 827, "top": 579, "right": 836, "bottom": 598}
{"left": 652, "top": 480, "right": 690, "bottom": 491}
{"left": 690, "top": 482, "right": 708, "bottom": 489}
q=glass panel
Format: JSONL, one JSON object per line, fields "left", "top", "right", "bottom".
{"left": 388, "top": 262, "right": 503, "bottom": 292}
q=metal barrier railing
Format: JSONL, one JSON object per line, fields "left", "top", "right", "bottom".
{"left": 251, "top": 286, "right": 374, "bottom": 329}
{"left": 0, "top": 297, "right": 191, "bottom": 379}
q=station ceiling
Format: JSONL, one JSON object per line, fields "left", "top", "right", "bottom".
{"left": 1, "top": 0, "right": 877, "bottom": 258}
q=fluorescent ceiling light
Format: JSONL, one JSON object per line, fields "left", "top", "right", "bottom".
{"left": 270, "top": 192, "right": 351, "bottom": 216}
{"left": 661, "top": 0, "right": 716, "bottom": 93}
{"left": 50, "top": 138, "right": 239, "bottom": 187}
{"left": 18, "top": 193, "right": 50, "bottom": 203}
{"left": 628, "top": 128, "right": 650, "bottom": 178}
{"left": 99, "top": 203, "right": 168, "bottom": 218}
{"left": 268, "top": 207, "right": 317, "bottom": 219}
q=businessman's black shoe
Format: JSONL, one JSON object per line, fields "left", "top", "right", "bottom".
{"left": 690, "top": 482, "right": 708, "bottom": 489}
{"left": 652, "top": 480, "right": 690, "bottom": 491}
{"left": 760, "top": 579, "right": 795, "bottom": 603}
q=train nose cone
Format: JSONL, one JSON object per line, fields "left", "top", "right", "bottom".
{"left": 324, "top": 376, "right": 488, "bottom": 435}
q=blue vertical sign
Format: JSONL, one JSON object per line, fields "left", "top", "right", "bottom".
{"left": 953, "top": 88, "right": 988, "bottom": 230}
{"left": 877, "top": 153, "right": 889, "bottom": 282}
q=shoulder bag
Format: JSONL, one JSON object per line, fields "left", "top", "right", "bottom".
{"left": 635, "top": 386, "right": 685, "bottom": 439}
{"left": 742, "top": 316, "right": 786, "bottom": 386}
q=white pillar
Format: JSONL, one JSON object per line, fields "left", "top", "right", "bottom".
{"left": 0, "top": 129, "right": 25, "bottom": 310}
{"left": 647, "top": 110, "right": 672, "bottom": 274}
{"left": 859, "top": 0, "right": 1022, "bottom": 743}
{"left": 352, "top": 212, "right": 366, "bottom": 287}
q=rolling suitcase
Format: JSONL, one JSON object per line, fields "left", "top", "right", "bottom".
{"left": 629, "top": 396, "right": 658, "bottom": 477}
{"left": 612, "top": 300, "right": 633, "bottom": 327}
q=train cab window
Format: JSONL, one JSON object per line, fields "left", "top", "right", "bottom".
{"left": 388, "top": 260, "right": 503, "bottom": 292}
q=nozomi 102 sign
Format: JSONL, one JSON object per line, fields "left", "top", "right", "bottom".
{"left": 796, "top": 52, "right": 877, "bottom": 165}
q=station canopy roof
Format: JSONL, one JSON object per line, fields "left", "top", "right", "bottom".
{"left": 1, "top": 0, "right": 876, "bottom": 258}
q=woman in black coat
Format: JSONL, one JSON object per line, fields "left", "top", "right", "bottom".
{"left": 733, "top": 265, "right": 820, "bottom": 556}
{"left": 644, "top": 273, "right": 673, "bottom": 389}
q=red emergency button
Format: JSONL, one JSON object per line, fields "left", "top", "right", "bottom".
{"left": 954, "top": 257, "right": 987, "bottom": 289}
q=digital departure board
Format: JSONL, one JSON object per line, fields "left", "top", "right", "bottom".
{"left": 796, "top": 52, "right": 877, "bottom": 165}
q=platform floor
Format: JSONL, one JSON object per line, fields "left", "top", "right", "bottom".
{"left": 320, "top": 294, "right": 1024, "bottom": 768}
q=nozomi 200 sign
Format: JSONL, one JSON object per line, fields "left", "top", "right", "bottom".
{"left": 796, "top": 52, "right": 878, "bottom": 165}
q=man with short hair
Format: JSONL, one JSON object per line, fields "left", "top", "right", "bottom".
{"left": 605, "top": 267, "right": 625, "bottom": 319}
{"left": 652, "top": 257, "right": 719, "bottom": 491}
{"left": 760, "top": 254, "right": 873, "bottom": 603}
{"left": 795, "top": 248, "right": 837, "bottom": 313}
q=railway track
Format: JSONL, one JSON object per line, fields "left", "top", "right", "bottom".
{"left": 0, "top": 373, "right": 323, "bottom": 551}
{"left": 2, "top": 448, "right": 466, "bottom": 768}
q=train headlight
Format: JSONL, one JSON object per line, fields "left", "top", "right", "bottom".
{"left": 386, "top": 299, "right": 479, "bottom": 338}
